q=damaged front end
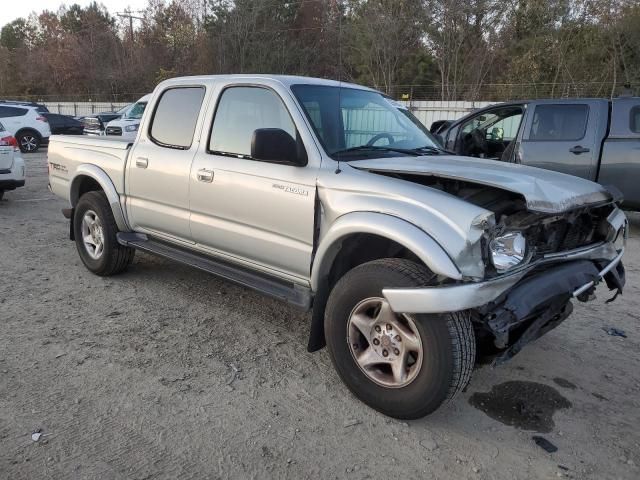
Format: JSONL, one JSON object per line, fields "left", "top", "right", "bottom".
{"left": 383, "top": 200, "right": 627, "bottom": 364}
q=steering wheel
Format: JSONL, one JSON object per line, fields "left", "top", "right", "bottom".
{"left": 470, "top": 128, "right": 489, "bottom": 157}
{"left": 366, "top": 133, "right": 395, "bottom": 147}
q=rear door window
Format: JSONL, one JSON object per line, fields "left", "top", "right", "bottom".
{"left": 630, "top": 106, "right": 640, "bottom": 133}
{"left": 0, "top": 106, "right": 27, "bottom": 118}
{"left": 529, "top": 104, "right": 588, "bottom": 141}
{"left": 149, "top": 87, "right": 205, "bottom": 149}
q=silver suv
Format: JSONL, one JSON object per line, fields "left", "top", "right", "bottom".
{"left": 47, "top": 75, "right": 627, "bottom": 418}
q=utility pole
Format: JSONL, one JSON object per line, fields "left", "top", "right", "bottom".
{"left": 117, "top": 9, "right": 144, "bottom": 44}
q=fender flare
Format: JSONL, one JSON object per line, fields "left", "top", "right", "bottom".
{"left": 69, "top": 164, "right": 130, "bottom": 232}
{"left": 310, "top": 212, "right": 462, "bottom": 291}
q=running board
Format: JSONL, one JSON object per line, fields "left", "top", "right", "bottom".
{"left": 116, "top": 232, "right": 312, "bottom": 310}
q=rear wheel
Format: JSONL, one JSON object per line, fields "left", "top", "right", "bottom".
{"left": 17, "top": 131, "right": 41, "bottom": 153}
{"left": 0, "top": 190, "right": 4, "bottom": 201}
{"left": 325, "top": 258, "right": 475, "bottom": 419}
{"left": 73, "top": 191, "right": 135, "bottom": 276}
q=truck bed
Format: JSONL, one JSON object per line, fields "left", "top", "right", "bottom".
{"left": 48, "top": 135, "right": 132, "bottom": 203}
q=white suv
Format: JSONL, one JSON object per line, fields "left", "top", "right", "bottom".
{"left": 0, "top": 121, "right": 25, "bottom": 200}
{"left": 0, "top": 102, "right": 51, "bottom": 153}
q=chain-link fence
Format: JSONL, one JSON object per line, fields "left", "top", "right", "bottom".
{"left": 386, "top": 82, "right": 640, "bottom": 102}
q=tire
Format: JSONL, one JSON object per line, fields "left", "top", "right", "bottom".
{"left": 325, "top": 258, "right": 475, "bottom": 419}
{"left": 73, "top": 190, "right": 135, "bottom": 276}
{"left": 17, "top": 130, "right": 41, "bottom": 153}
{"left": 0, "top": 190, "right": 4, "bottom": 201}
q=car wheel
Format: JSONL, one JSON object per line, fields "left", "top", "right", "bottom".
{"left": 0, "top": 190, "right": 4, "bottom": 201}
{"left": 325, "top": 258, "right": 476, "bottom": 419}
{"left": 73, "top": 190, "right": 135, "bottom": 276}
{"left": 17, "top": 131, "right": 40, "bottom": 153}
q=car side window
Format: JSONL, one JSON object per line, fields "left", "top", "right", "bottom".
{"left": 630, "top": 106, "right": 640, "bottom": 133}
{"left": 529, "top": 104, "right": 588, "bottom": 141}
{"left": 209, "top": 86, "right": 296, "bottom": 157}
{"left": 0, "top": 106, "right": 27, "bottom": 117}
{"left": 150, "top": 87, "right": 205, "bottom": 149}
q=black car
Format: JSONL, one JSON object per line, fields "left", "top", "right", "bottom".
{"left": 43, "top": 113, "right": 85, "bottom": 135}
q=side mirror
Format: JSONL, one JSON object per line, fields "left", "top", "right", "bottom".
{"left": 433, "top": 133, "right": 444, "bottom": 146}
{"left": 251, "top": 128, "right": 307, "bottom": 166}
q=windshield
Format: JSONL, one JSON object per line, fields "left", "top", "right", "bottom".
{"left": 291, "top": 85, "right": 440, "bottom": 159}
{"left": 125, "top": 101, "right": 147, "bottom": 120}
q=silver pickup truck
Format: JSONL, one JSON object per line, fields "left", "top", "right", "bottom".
{"left": 48, "top": 75, "right": 627, "bottom": 419}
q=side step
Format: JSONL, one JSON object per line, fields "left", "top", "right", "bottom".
{"left": 117, "top": 232, "right": 312, "bottom": 310}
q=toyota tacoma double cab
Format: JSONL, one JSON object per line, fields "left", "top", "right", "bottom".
{"left": 48, "top": 75, "right": 627, "bottom": 419}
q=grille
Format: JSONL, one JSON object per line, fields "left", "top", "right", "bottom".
{"left": 528, "top": 209, "right": 608, "bottom": 256}
{"left": 106, "top": 126, "right": 122, "bottom": 136}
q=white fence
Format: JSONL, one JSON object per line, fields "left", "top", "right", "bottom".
{"left": 44, "top": 101, "right": 130, "bottom": 117}
{"left": 44, "top": 99, "right": 496, "bottom": 129}
{"left": 399, "top": 100, "right": 495, "bottom": 129}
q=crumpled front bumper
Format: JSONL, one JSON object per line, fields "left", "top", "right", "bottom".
{"left": 382, "top": 242, "right": 625, "bottom": 314}
{"left": 383, "top": 208, "right": 627, "bottom": 314}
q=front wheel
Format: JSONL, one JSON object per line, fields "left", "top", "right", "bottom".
{"left": 325, "top": 258, "right": 476, "bottom": 419}
{"left": 73, "top": 191, "right": 135, "bottom": 276}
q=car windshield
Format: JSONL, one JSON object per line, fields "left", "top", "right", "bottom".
{"left": 291, "top": 85, "right": 441, "bottom": 159}
{"left": 125, "top": 101, "right": 147, "bottom": 119}
{"left": 116, "top": 104, "right": 132, "bottom": 115}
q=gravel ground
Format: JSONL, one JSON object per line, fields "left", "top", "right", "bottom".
{"left": 1, "top": 151, "right": 639, "bottom": 479}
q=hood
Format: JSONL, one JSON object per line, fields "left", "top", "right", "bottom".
{"left": 349, "top": 155, "right": 612, "bottom": 214}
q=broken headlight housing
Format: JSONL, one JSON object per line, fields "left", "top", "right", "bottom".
{"left": 489, "top": 231, "right": 527, "bottom": 272}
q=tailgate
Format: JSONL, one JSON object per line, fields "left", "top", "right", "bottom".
{"left": 0, "top": 146, "right": 14, "bottom": 170}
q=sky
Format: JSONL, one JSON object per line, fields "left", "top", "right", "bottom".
{"left": 0, "top": 1, "right": 149, "bottom": 28}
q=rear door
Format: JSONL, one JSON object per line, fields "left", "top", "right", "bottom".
{"left": 0, "top": 106, "right": 27, "bottom": 135}
{"left": 518, "top": 100, "right": 607, "bottom": 180}
{"left": 125, "top": 85, "right": 207, "bottom": 243}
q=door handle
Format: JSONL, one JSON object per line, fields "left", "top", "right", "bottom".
{"left": 136, "top": 157, "right": 148, "bottom": 168}
{"left": 197, "top": 168, "right": 214, "bottom": 183}
{"left": 569, "top": 145, "right": 590, "bottom": 155}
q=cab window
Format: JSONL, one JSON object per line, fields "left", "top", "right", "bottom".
{"left": 149, "top": 87, "right": 205, "bottom": 149}
{"left": 209, "top": 87, "right": 296, "bottom": 157}
{"left": 630, "top": 106, "right": 640, "bottom": 133}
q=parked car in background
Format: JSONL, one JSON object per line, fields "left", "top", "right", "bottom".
{"left": 0, "top": 102, "right": 51, "bottom": 153}
{"left": 48, "top": 75, "right": 626, "bottom": 419}
{"left": 82, "top": 104, "right": 132, "bottom": 136}
{"left": 104, "top": 94, "right": 151, "bottom": 140}
{"left": 44, "top": 113, "right": 84, "bottom": 135}
{"left": 434, "top": 97, "right": 640, "bottom": 210}
{"left": 0, "top": 121, "right": 25, "bottom": 200}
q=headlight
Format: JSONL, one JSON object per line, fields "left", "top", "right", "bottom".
{"left": 125, "top": 124, "right": 139, "bottom": 132}
{"left": 490, "top": 231, "right": 527, "bottom": 272}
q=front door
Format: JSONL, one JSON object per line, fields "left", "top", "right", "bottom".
{"left": 518, "top": 101, "right": 606, "bottom": 180}
{"left": 125, "top": 86, "right": 207, "bottom": 242}
{"left": 189, "top": 85, "right": 317, "bottom": 280}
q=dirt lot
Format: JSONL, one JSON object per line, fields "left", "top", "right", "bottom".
{"left": 1, "top": 151, "right": 639, "bottom": 479}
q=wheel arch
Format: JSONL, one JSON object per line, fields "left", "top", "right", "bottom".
{"left": 307, "top": 212, "right": 462, "bottom": 352}
{"left": 70, "top": 164, "right": 130, "bottom": 232}
{"left": 15, "top": 127, "right": 42, "bottom": 140}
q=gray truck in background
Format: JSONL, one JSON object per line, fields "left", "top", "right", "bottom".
{"left": 434, "top": 97, "right": 640, "bottom": 209}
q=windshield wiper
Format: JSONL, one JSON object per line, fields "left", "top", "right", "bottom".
{"left": 409, "top": 145, "right": 455, "bottom": 155}
{"left": 332, "top": 145, "right": 421, "bottom": 157}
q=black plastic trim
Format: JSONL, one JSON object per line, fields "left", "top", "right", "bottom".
{"left": 116, "top": 232, "right": 312, "bottom": 310}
